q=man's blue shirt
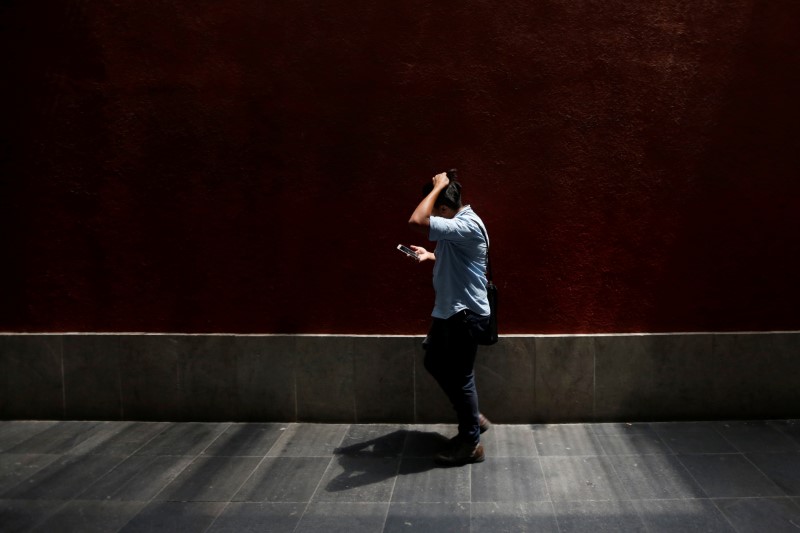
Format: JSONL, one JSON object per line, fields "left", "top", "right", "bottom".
{"left": 428, "top": 205, "right": 490, "bottom": 319}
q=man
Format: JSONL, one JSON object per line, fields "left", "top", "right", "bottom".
{"left": 408, "top": 170, "right": 491, "bottom": 466}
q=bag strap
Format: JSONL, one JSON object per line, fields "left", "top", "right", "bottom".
{"left": 476, "top": 221, "right": 493, "bottom": 282}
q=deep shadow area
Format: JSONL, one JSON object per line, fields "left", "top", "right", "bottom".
{"left": 326, "top": 429, "right": 450, "bottom": 493}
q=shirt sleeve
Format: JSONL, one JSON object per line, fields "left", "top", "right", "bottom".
{"left": 429, "top": 216, "right": 476, "bottom": 242}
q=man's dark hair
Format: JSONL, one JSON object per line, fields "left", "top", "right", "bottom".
{"left": 423, "top": 180, "right": 462, "bottom": 209}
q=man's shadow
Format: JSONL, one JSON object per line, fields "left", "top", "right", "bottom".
{"left": 324, "top": 429, "right": 450, "bottom": 493}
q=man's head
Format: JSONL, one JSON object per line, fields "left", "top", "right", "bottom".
{"left": 423, "top": 180, "right": 462, "bottom": 219}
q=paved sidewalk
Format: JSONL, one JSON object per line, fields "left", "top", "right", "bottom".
{"left": 1, "top": 419, "right": 799, "bottom": 532}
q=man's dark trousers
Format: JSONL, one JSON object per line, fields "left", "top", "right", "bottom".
{"left": 423, "top": 312, "right": 480, "bottom": 445}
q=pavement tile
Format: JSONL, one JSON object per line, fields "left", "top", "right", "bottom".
{"left": 202, "top": 423, "right": 285, "bottom": 456}
{"left": 119, "top": 501, "right": 226, "bottom": 533}
{"left": 30, "top": 500, "right": 145, "bottom": 533}
{"left": 66, "top": 421, "right": 169, "bottom": 456}
{"left": 650, "top": 421, "right": 719, "bottom": 432}
{"left": 632, "top": 499, "right": 735, "bottom": 532}
{"left": 2, "top": 454, "right": 125, "bottom": 500}
{"left": 336, "top": 425, "right": 408, "bottom": 457}
{"left": 653, "top": 424, "right": 737, "bottom": 454}
{"left": 470, "top": 502, "right": 559, "bottom": 532}
{"left": 0, "top": 421, "right": 57, "bottom": 453}
{"left": 296, "top": 501, "right": 388, "bottom": 533}
{"left": 715, "top": 421, "right": 800, "bottom": 453}
{"left": 401, "top": 427, "right": 452, "bottom": 458}
{"left": 392, "top": 458, "right": 469, "bottom": 503}
{"left": 533, "top": 424, "right": 605, "bottom": 456}
{"left": 715, "top": 497, "right": 800, "bottom": 533}
{"left": 383, "top": 502, "right": 470, "bottom": 533}
{"left": 471, "top": 457, "right": 549, "bottom": 503}
{"left": 769, "top": 420, "right": 800, "bottom": 446}
{"left": 154, "top": 456, "right": 261, "bottom": 502}
{"left": 552, "top": 500, "right": 648, "bottom": 532}
{"left": 677, "top": 453, "right": 786, "bottom": 498}
{"left": 596, "top": 433, "right": 672, "bottom": 456}
{"left": 134, "top": 422, "right": 230, "bottom": 456}
{"left": 4, "top": 421, "right": 104, "bottom": 454}
{"left": 478, "top": 424, "right": 539, "bottom": 457}
{"left": 540, "top": 455, "right": 629, "bottom": 501}
{"left": 233, "top": 457, "right": 332, "bottom": 502}
{"left": 746, "top": 452, "right": 800, "bottom": 496}
{"left": 207, "top": 502, "right": 305, "bottom": 532}
{"left": 0, "top": 454, "right": 60, "bottom": 495}
{"left": 608, "top": 454, "right": 707, "bottom": 500}
{"left": 0, "top": 499, "right": 60, "bottom": 533}
{"left": 589, "top": 422, "right": 656, "bottom": 436}
{"left": 267, "top": 424, "right": 349, "bottom": 457}
{"left": 313, "top": 456, "right": 399, "bottom": 503}
{"left": 77, "top": 455, "right": 194, "bottom": 501}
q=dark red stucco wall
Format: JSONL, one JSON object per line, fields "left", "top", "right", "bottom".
{"left": 2, "top": 1, "right": 799, "bottom": 334}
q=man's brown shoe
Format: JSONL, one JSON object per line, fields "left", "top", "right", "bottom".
{"left": 435, "top": 442, "right": 485, "bottom": 466}
{"left": 479, "top": 413, "right": 491, "bottom": 434}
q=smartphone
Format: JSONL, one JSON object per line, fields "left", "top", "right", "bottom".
{"left": 397, "top": 244, "right": 419, "bottom": 261}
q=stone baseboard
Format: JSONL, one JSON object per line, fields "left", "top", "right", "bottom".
{"left": 1, "top": 333, "right": 798, "bottom": 422}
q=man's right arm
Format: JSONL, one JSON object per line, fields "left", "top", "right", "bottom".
{"left": 408, "top": 173, "right": 450, "bottom": 234}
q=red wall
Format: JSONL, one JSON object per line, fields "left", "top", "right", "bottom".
{"left": 2, "top": 1, "right": 799, "bottom": 334}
